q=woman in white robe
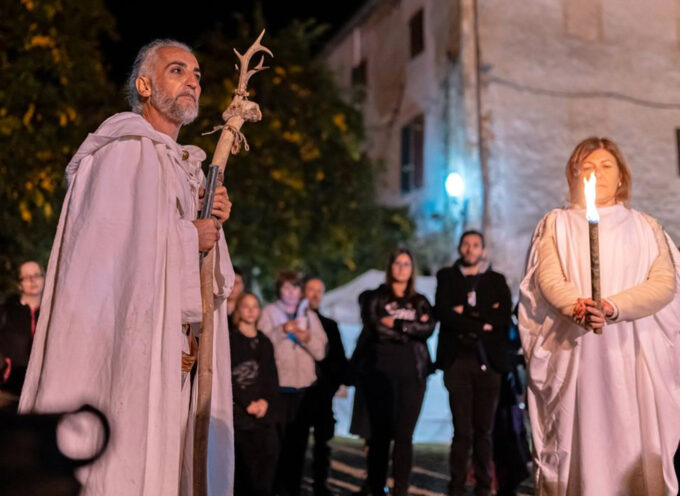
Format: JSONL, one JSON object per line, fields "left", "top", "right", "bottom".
{"left": 519, "top": 137, "right": 680, "bottom": 496}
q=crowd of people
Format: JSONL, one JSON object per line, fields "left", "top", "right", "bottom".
{"left": 2, "top": 234, "right": 526, "bottom": 496}
{"left": 1, "top": 36, "right": 679, "bottom": 496}
{"left": 224, "top": 232, "right": 533, "bottom": 496}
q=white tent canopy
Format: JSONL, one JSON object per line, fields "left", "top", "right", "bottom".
{"left": 321, "top": 270, "right": 452, "bottom": 443}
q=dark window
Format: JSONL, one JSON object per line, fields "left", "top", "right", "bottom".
{"left": 409, "top": 9, "right": 424, "bottom": 58}
{"left": 676, "top": 128, "right": 680, "bottom": 175}
{"left": 351, "top": 59, "right": 367, "bottom": 87}
{"left": 400, "top": 115, "right": 425, "bottom": 193}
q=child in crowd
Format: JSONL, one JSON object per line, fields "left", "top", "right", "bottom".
{"left": 230, "top": 292, "right": 279, "bottom": 496}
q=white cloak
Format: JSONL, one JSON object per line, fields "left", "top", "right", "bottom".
{"left": 519, "top": 205, "right": 680, "bottom": 496}
{"left": 19, "top": 112, "right": 235, "bottom": 496}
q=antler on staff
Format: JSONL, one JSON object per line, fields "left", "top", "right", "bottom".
{"left": 207, "top": 30, "right": 272, "bottom": 164}
{"left": 193, "top": 31, "right": 273, "bottom": 496}
{"left": 233, "top": 30, "right": 273, "bottom": 95}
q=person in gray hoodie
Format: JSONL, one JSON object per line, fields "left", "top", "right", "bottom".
{"left": 260, "top": 270, "right": 327, "bottom": 496}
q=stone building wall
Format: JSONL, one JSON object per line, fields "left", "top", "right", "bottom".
{"left": 325, "top": 0, "right": 680, "bottom": 288}
{"left": 324, "top": 0, "right": 481, "bottom": 245}
{"left": 479, "top": 0, "right": 680, "bottom": 287}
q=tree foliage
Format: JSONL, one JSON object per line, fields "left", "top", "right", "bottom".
{"left": 187, "top": 18, "right": 413, "bottom": 295}
{"left": 0, "top": 0, "right": 116, "bottom": 297}
{"left": 0, "top": 5, "right": 413, "bottom": 299}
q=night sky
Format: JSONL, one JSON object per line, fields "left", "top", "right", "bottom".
{"left": 102, "top": 0, "right": 365, "bottom": 84}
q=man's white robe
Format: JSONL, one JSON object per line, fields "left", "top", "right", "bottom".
{"left": 19, "top": 112, "right": 234, "bottom": 496}
{"left": 519, "top": 205, "right": 680, "bottom": 495}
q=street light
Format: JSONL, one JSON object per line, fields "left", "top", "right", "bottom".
{"left": 445, "top": 172, "right": 465, "bottom": 199}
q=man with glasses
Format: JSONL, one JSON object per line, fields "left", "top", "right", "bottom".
{"left": 0, "top": 261, "right": 44, "bottom": 405}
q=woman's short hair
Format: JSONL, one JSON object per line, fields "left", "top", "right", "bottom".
{"left": 231, "top": 292, "right": 261, "bottom": 326}
{"left": 385, "top": 248, "right": 416, "bottom": 298}
{"left": 274, "top": 270, "right": 303, "bottom": 299}
{"left": 565, "top": 137, "right": 632, "bottom": 205}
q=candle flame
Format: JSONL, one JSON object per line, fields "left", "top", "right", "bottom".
{"left": 584, "top": 172, "right": 599, "bottom": 222}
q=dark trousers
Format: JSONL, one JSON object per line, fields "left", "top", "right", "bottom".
{"left": 275, "top": 389, "right": 312, "bottom": 496}
{"left": 444, "top": 357, "right": 501, "bottom": 496}
{"left": 234, "top": 423, "right": 279, "bottom": 496}
{"left": 309, "top": 385, "right": 336, "bottom": 494}
{"left": 364, "top": 368, "right": 426, "bottom": 496}
{"left": 493, "top": 371, "right": 530, "bottom": 496}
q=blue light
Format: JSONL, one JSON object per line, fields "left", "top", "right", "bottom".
{"left": 445, "top": 172, "right": 465, "bottom": 198}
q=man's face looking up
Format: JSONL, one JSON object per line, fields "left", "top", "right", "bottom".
{"left": 149, "top": 47, "right": 202, "bottom": 125}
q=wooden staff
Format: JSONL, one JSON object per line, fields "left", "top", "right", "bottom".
{"left": 194, "top": 30, "right": 272, "bottom": 496}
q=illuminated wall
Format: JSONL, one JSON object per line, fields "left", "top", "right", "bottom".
{"left": 323, "top": 0, "right": 483, "bottom": 272}
{"left": 324, "top": 0, "right": 680, "bottom": 286}
{"left": 479, "top": 0, "right": 680, "bottom": 288}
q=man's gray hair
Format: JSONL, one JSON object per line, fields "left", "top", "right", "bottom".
{"left": 126, "top": 39, "right": 193, "bottom": 113}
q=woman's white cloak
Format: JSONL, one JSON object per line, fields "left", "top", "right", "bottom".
{"left": 519, "top": 205, "right": 680, "bottom": 495}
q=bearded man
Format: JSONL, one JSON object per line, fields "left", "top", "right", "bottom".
{"left": 434, "top": 230, "right": 512, "bottom": 496}
{"left": 19, "top": 40, "right": 235, "bottom": 495}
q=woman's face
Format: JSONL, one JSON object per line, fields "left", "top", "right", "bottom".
{"left": 575, "top": 148, "right": 621, "bottom": 207}
{"left": 279, "top": 281, "right": 301, "bottom": 307}
{"left": 237, "top": 294, "right": 260, "bottom": 325}
{"left": 391, "top": 253, "right": 413, "bottom": 284}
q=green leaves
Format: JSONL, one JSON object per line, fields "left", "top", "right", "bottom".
{"left": 186, "top": 19, "right": 413, "bottom": 295}
{"left": 0, "top": 0, "right": 115, "bottom": 297}
{"left": 0, "top": 7, "right": 413, "bottom": 299}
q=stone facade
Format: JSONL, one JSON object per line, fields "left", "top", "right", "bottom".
{"left": 324, "top": 0, "right": 680, "bottom": 288}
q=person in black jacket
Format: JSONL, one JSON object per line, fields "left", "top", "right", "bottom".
{"left": 361, "top": 248, "right": 435, "bottom": 496}
{"left": 230, "top": 292, "right": 280, "bottom": 496}
{"left": 0, "top": 261, "right": 44, "bottom": 406}
{"left": 435, "top": 231, "right": 512, "bottom": 496}
{"left": 303, "top": 277, "right": 349, "bottom": 496}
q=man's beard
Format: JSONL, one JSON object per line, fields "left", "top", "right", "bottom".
{"left": 460, "top": 254, "right": 482, "bottom": 267}
{"left": 151, "top": 85, "right": 198, "bottom": 125}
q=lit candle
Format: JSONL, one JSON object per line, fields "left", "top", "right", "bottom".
{"left": 584, "top": 172, "right": 602, "bottom": 335}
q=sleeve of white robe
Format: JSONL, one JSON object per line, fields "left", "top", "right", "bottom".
{"left": 535, "top": 211, "right": 581, "bottom": 319}
{"left": 606, "top": 216, "right": 676, "bottom": 322}
{"left": 178, "top": 220, "right": 202, "bottom": 324}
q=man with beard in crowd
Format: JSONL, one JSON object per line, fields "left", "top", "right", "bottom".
{"left": 19, "top": 40, "right": 236, "bottom": 495}
{"left": 303, "top": 277, "right": 348, "bottom": 496}
{"left": 435, "top": 231, "right": 512, "bottom": 496}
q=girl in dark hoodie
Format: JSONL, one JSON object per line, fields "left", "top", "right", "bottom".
{"left": 230, "top": 292, "right": 279, "bottom": 496}
{"left": 360, "top": 248, "right": 435, "bottom": 496}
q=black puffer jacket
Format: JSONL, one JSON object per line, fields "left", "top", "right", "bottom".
{"left": 0, "top": 295, "right": 38, "bottom": 396}
{"left": 361, "top": 284, "right": 435, "bottom": 381}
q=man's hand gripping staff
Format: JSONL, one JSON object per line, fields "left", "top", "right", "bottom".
{"left": 194, "top": 30, "right": 272, "bottom": 496}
